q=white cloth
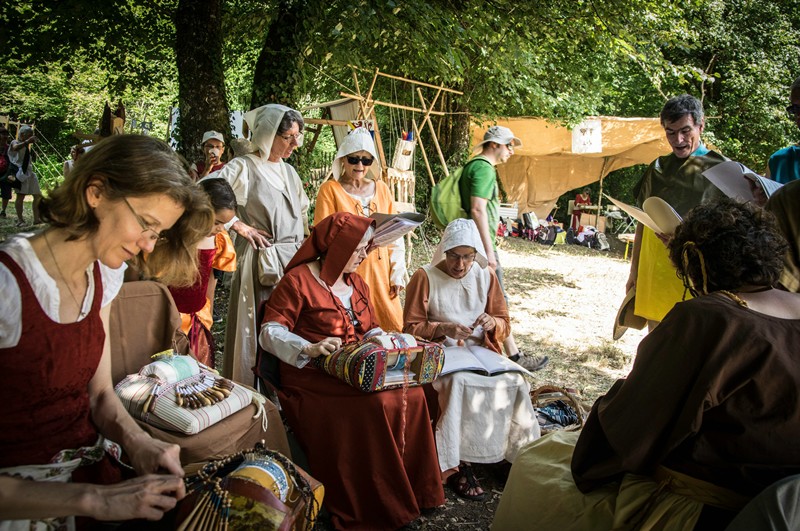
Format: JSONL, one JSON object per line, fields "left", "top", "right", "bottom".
{"left": 424, "top": 261, "right": 538, "bottom": 471}
{"left": 8, "top": 141, "right": 40, "bottom": 195}
{"left": 388, "top": 236, "right": 407, "bottom": 287}
{"left": 332, "top": 126, "right": 381, "bottom": 181}
{"left": 432, "top": 218, "right": 488, "bottom": 268}
{"left": 243, "top": 104, "right": 302, "bottom": 156}
{"left": 0, "top": 234, "right": 125, "bottom": 348}
{"left": 432, "top": 371, "right": 538, "bottom": 471}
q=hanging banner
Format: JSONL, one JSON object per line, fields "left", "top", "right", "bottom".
{"left": 571, "top": 119, "right": 602, "bottom": 154}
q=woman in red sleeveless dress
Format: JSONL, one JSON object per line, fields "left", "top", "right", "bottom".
{"left": 0, "top": 135, "right": 213, "bottom": 528}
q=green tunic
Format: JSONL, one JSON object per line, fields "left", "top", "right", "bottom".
{"left": 459, "top": 156, "right": 499, "bottom": 250}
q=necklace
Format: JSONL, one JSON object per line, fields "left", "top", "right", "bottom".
{"left": 43, "top": 231, "right": 87, "bottom": 319}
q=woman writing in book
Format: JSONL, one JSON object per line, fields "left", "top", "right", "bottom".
{"left": 494, "top": 198, "right": 800, "bottom": 530}
{"left": 403, "top": 218, "right": 540, "bottom": 502}
{"left": 259, "top": 212, "right": 443, "bottom": 530}
{"left": 314, "top": 127, "right": 407, "bottom": 331}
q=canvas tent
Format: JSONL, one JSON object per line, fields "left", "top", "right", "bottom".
{"left": 471, "top": 117, "right": 672, "bottom": 219}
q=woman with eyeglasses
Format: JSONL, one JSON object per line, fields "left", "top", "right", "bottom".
{"left": 403, "top": 218, "right": 539, "bottom": 502}
{"left": 314, "top": 127, "right": 407, "bottom": 332}
{"left": 0, "top": 134, "right": 213, "bottom": 526}
{"left": 259, "top": 212, "right": 444, "bottom": 530}
{"left": 208, "top": 104, "right": 310, "bottom": 384}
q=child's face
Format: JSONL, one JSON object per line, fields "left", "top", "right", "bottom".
{"left": 211, "top": 208, "right": 236, "bottom": 235}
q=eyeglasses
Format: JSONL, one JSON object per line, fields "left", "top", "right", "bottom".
{"left": 445, "top": 250, "right": 477, "bottom": 263}
{"left": 278, "top": 132, "right": 304, "bottom": 143}
{"left": 122, "top": 197, "right": 167, "bottom": 243}
{"left": 787, "top": 104, "right": 800, "bottom": 117}
{"left": 346, "top": 156, "right": 374, "bottom": 166}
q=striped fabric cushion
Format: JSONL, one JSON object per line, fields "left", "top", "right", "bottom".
{"left": 115, "top": 356, "right": 254, "bottom": 435}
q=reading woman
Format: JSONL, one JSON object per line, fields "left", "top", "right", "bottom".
{"left": 313, "top": 127, "right": 407, "bottom": 331}
{"left": 258, "top": 212, "right": 443, "bottom": 530}
{"left": 403, "top": 218, "right": 540, "bottom": 501}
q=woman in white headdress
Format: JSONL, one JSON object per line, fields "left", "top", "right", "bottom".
{"left": 403, "top": 218, "right": 540, "bottom": 501}
{"left": 313, "top": 127, "right": 407, "bottom": 331}
{"left": 208, "top": 104, "right": 310, "bottom": 384}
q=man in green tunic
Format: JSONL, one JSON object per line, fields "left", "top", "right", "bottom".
{"left": 460, "top": 125, "right": 548, "bottom": 371}
{"left": 626, "top": 94, "right": 726, "bottom": 326}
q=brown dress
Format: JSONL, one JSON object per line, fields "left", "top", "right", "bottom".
{"left": 573, "top": 293, "right": 800, "bottom": 498}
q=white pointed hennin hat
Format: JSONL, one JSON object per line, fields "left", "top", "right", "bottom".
{"left": 242, "top": 104, "right": 303, "bottom": 156}
{"left": 431, "top": 218, "right": 489, "bottom": 269}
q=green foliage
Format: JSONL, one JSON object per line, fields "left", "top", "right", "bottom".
{"left": 3, "top": 0, "right": 800, "bottom": 185}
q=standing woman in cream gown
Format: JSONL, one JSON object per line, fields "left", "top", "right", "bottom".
{"left": 314, "top": 127, "right": 406, "bottom": 331}
{"left": 209, "top": 104, "right": 309, "bottom": 384}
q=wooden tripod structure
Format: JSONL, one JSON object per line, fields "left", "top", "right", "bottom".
{"left": 303, "top": 66, "right": 462, "bottom": 193}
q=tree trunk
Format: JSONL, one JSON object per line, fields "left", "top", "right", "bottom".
{"left": 175, "top": 0, "right": 230, "bottom": 161}
{"left": 249, "top": 0, "right": 311, "bottom": 110}
{"left": 439, "top": 83, "right": 471, "bottom": 166}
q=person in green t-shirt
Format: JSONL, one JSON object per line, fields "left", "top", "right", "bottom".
{"left": 461, "top": 125, "right": 548, "bottom": 372}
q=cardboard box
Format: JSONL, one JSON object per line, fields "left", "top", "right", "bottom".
{"left": 580, "top": 213, "right": 606, "bottom": 233}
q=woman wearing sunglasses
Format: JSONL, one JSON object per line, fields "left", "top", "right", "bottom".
{"left": 314, "top": 127, "right": 407, "bottom": 332}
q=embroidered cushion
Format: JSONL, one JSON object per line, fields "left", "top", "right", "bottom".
{"left": 314, "top": 332, "right": 444, "bottom": 392}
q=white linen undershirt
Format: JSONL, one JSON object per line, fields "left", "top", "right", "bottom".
{"left": 0, "top": 234, "right": 126, "bottom": 348}
{"left": 259, "top": 262, "right": 383, "bottom": 368}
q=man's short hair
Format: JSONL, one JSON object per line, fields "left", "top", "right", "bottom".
{"left": 790, "top": 76, "right": 800, "bottom": 93}
{"left": 660, "top": 94, "right": 704, "bottom": 126}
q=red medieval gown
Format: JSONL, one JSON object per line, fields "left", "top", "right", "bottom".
{"left": 262, "top": 264, "right": 444, "bottom": 531}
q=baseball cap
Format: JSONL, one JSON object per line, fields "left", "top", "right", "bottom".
{"left": 474, "top": 125, "right": 522, "bottom": 152}
{"left": 202, "top": 130, "right": 225, "bottom": 145}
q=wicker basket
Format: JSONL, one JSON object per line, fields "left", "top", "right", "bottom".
{"left": 530, "top": 384, "right": 587, "bottom": 434}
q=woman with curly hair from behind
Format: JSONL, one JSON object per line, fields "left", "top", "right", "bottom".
{"left": 494, "top": 198, "right": 800, "bottom": 531}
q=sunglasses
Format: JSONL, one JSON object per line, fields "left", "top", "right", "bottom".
{"left": 787, "top": 104, "right": 800, "bottom": 117}
{"left": 346, "top": 156, "right": 374, "bottom": 166}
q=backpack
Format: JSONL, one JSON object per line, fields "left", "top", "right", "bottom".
{"left": 537, "top": 225, "right": 557, "bottom": 246}
{"left": 565, "top": 227, "right": 576, "bottom": 245}
{"left": 592, "top": 232, "right": 610, "bottom": 251}
{"left": 430, "top": 157, "right": 489, "bottom": 229}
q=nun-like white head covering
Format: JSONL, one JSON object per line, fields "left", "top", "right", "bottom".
{"left": 431, "top": 218, "right": 488, "bottom": 269}
{"left": 243, "top": 104, "right": 303, "bottom": 156}
{"left": 332, "top": 127, "right": 381, "bottom": 181}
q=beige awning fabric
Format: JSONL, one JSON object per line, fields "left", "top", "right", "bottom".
{"left": 472, "top": 117, "right": 672, "bottom": 218}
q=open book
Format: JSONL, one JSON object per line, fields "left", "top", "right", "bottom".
{"left": 701, "top": 161, "right": 783, "bottom": 203}
{"left": 441, "top": 344, "right": 532, "bottom": 377}
{"left": 606, "top": 195, "right": 682, "bottom": 235}
{"left": 369, "top": 212, "right": 425, "bottom": 247}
